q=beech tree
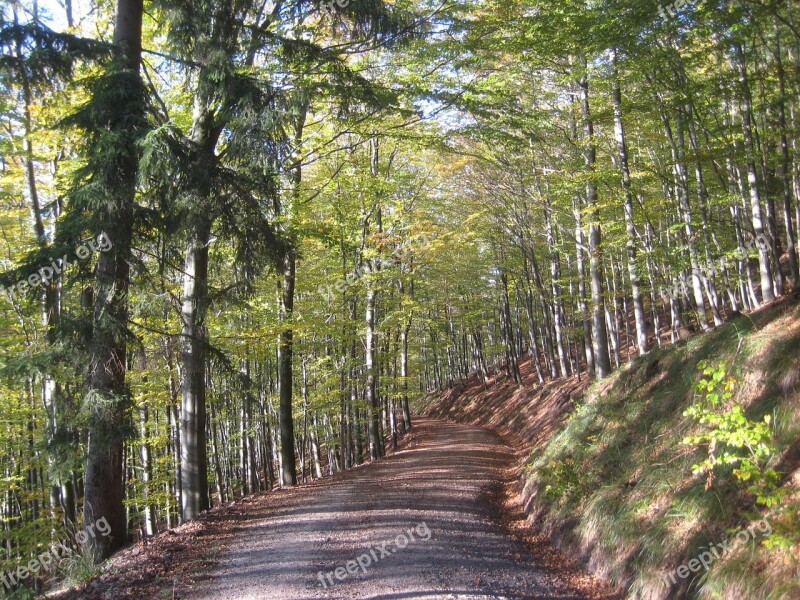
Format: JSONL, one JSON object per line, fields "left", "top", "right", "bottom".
{"left": 2, "top": 0, "right": 800, "bottom": 593}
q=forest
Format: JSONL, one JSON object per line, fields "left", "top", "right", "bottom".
{"left": 1, "top": 0, "right": 799, "bottom": 596}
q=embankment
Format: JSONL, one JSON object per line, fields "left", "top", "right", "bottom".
{"left": 416, "top": 298, "right": 800, "bottom": 599}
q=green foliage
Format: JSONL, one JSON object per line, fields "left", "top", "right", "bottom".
{"left": 683, "top": 361, "right": 782, "bottom": 508}
{"left": 524, "top": 312, "right": 800, "bottom": 599}
{"left": 0, "top": 586, "right": 37, "bottom": 600}
{"left": 540, "top": 457, "right": 582, "bottom": 501}
{"left": 3, "top": 0, "right": 800, "bottom": 596}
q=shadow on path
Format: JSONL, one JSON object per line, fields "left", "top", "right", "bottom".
{"left": 186, "top": 419, "right": 591, "bottom": 600}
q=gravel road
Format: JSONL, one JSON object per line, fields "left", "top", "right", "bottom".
{"left": 187, "top": 418, "right": 602, "bottom": 600}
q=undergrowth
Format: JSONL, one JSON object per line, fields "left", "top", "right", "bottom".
{"left": 526, "top": 306, "right": 800, "bottom": 599}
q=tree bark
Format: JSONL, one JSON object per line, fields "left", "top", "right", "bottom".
{"left": 579, "top": 73, "right": 612, "bottom": 377}
{"left": 180, "top": 216, "right": 211, "bottom": 520}
{"left": 611, "top": 53, "right": 648, "bottom": 355}
{"left": 734, "top": 41, "right": 775, "bottom": 303}
{"left": 84, "top": 0, "right": 144, "bottom": 562}
{"left": 773, "top": 28, "right": 799, "bottom": 289}
{"left": 278, "top": 251, "right": 298, "bottom": 486}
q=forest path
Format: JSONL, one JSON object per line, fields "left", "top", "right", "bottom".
{"left": 184, "top": 418, "right": 610, "bottom": 600}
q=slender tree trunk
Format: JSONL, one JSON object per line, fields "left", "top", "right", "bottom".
{"left": 365, "top": 138, "right": 384, "bottom": 461}
{"left": 180, "top": 216, "right": 211, "bottom": 520}
{"left": 734, "top": 42, "right": 776, "bottom": 303}
{"left": 573, "top": 197, "right": 594, "bottom": 374}
{"left": 137, "top": 348, "right": 156, "bottom": 537}
{"left": 400, "top": 319, "right": 412, "bottom": 432}
{"left": 774, "top": 28, "right": 799, "bottom": 289}
{"left": 500, "top": 271, "right": 522, "bottom": 384}
{"left": 579, "top": 73, "right": 612, "bottom": 377}
{"left": 612, "top": 54, "right": 648, "bottom": 354}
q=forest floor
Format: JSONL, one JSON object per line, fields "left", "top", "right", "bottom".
{"left": 55, "top": 418, "right": 617, "bottom": 600}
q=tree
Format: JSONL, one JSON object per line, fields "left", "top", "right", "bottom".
{"left": 78, "top": 0, "right": 147, "bottom": 562}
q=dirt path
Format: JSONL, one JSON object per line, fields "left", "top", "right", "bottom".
{"left": 177, "top": 418, "right": 611, "bottom": 600}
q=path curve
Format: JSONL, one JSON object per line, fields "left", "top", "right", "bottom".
{"left": 185, "top": 418, "right": 593, "bottom": 600}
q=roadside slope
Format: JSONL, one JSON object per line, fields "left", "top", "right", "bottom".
{"left": 416, "top": 299, "right": 800, "bottom": 600}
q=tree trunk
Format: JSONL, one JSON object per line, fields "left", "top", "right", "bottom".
{"left": 278, "top": 251, "right": 298, "bottom": 486}
{"left": 774, "top": 28, "right": 799, "bottom": 289}
{"left": 734, "top": 41, "right": 775, "bottom": 303}
{"left": 180, "top": 216, "right": 211, "bottom": 520}
{"left": 400, "top": 320, "right": 412, "bottom": 432}
{"left": 137, "top": 348, "right": 156, "bottom": 537}
{"left": 84, "top": 0, "right": 144, "bottom": 562}
{"left": 366, "top": 137, "right": 383, "bottom": 461}
{"left": 611, "top": 53, "right": 648, "bottom": 355}
{"left": 579, "top": 73, "right": 612, "bottom": 377}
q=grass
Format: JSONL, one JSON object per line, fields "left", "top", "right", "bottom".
{"left": 524, "top": 301, "right": 800, "bottom": 599}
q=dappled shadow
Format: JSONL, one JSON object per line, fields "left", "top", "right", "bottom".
{"left": 517, "top": 297, "right": 800, "bottom": 597}
{"left": 423, "top": 355, "right": 589, "bottom": 455}
{"left": 187, "top": 419, "right": 593, "bottom": 599}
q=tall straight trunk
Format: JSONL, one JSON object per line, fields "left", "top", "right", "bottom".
{"left": 339, "top": 321, "right": 350, "bottom": 470}
{"left": 278, "top": 251, "right": 298, "bottom": 486}
{"left": 240, "top": 384, "right": 249, "bottom": 494}
{"left": 568, "top": 84, "right": 594, "bottom": 374}
{"left": 180, "top": 216, "right": 211, "bottom": 520}
{"left": 84, "top": 0, "right": 144, "bottom": 562}
{"left": 179, "top": 69, "right": 227, "bottom": 519}
{"left": 311, "top": 413, "right": 323, "bottom": 479}
{"left": 611, "top": 53, "right": 648, "bottom": 355}
{"left": 209, "top": 399, "right": 225, "bottom": 502}
{"left": 260, "top": 394, "right": 274, "bottom": 491}
{"left": 500, "top": 271, "right": 522, "bottom": 385}
{"left": 240, "top": 360, "right": 258, "bottom": 494}
{"left": 349, "top": 298, "right": 361, "bottom": 465}
{"left": 276, "top": 104, "right": 308, "bottom": 485}
{"left": 774, "top": 28, "right": 799, "bottom": 288}
{"left": 686, "top": 106, "right": 724, "bottom": 326}
{"left": 573, "top": 197, "right": 594, "bottom": 373}
{"left": 300, "top": 359, "right": 310, "bottom": 483}
{"left": 365, "top": 261, "right": 381, "bottom": 460}
{"left": 137, "top": 348, "right": 156, "bottom": 537}
{"left": 365, "top": 140, "right": 383, "bottom": 461}
{"left": 734, "top": 42, "right": 776, "bottom": 303}
{"left": 400, "top": 308, "right": 412, "bottom": 432}
{"left": 676, "top": 108, "right": 710, "bottom": 330}
{"left": 579, "top": 74, "right": 612, "bottom": 377}
{"left": 607, "top": 261, "right": 621, "bottom": 367}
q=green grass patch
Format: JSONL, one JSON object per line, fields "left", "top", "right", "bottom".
{"left": 525, "top": 309, "right": 800, "bottom": 599}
